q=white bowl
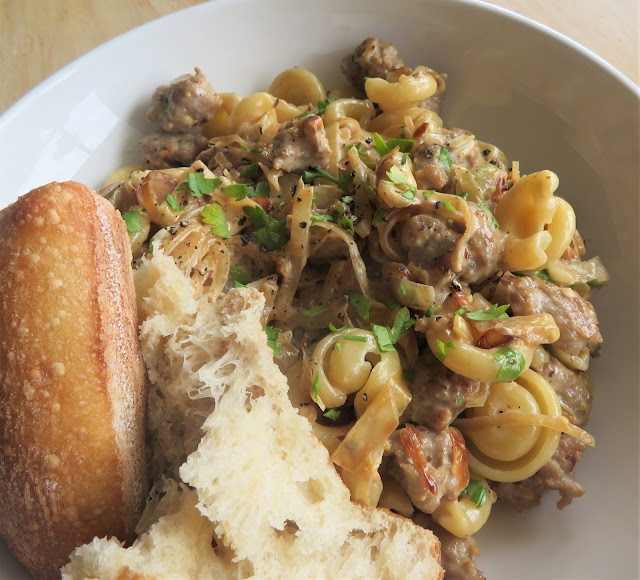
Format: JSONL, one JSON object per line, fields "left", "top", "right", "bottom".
{"left": 1, "top": 1, "right": 638, "bottom": 578}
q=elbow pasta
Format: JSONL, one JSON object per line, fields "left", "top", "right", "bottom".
{"left": 496, "top": 170, "right": 577, "bottom": 272}
{"left": 455, "top": 370, "right": 565, "bottom": 482}
{"left": 432, "top": 476, "right": 496, "bottom": 537}
{"left": 109, "top": 39, "right": 607, "bottom": 555}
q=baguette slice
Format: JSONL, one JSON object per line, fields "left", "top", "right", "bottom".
{"left": 64, "top": 252, "right": 443, "bottom": 579}
{"left": 0, "top": 182, "right": 147, "bottom": 579}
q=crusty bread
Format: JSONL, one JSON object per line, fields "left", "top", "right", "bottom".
{"left": 63, "top": 252, "right": 443, "bottom": 579}
{"left": 0, "top": 182, "right": 148, "bottom": 579}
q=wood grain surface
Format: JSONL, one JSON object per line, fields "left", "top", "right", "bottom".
{"left": 0, "top": 0, "right": 638, "bottom": 114}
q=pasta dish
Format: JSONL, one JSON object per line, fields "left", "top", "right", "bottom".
{"left": 101, "top": 38, "right": 608, "bottom": 578}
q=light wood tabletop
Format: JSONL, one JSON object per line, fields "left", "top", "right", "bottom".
{"left": 1, "top": 0, "right": 638, "bottom": 114}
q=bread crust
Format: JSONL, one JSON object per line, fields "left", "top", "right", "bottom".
{"left": 0, "top": 182, "right": 147, "bottom": 579}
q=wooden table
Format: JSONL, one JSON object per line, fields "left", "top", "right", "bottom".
{"left": 1, "top": 0, "right": 637, "bottom": 114}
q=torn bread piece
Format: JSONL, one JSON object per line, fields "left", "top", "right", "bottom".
{"left": 64, "top": 252, "right": 443, "bottom": 579}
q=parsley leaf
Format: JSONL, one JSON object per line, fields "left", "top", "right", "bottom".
{"left": 165, "top": 193, "right": 183, "bottom": 212}
{"left": 303, "top": 303, "right": 329, "bottom": 317}
{"left": 466, "top": 304, "right": 510, "bottom": 321}
{"left": 122, "top": 210, "right": 142, "bottom": 233}
{"left": 371, "top": 307, "right": 415, "bottom": 353}
{"left": 263, "top": 326, "right": 282, "bottom": 359}
{"left": 437, "top": 145, "right": 452, "bottom": 173}
{"left": 229, "top": 265, "right": 252, "bottom": 287}
{"left": 310, "top": 214, "right": 333, "bottom": 222}
{"left": 477, "top": 200, "right": 499, "bottom": 229}
{"left": 223, "top": 183, "right": 254, "bottom": 200}
{"left": 337, "top": 214, "right": 355, "bottom": 235}
{"left": 312, "top": 372, "right": 320, "bottom": 401}
{"left": 371, "top": 324, "right": 395, "bottom": 353}
{"left": 464, "top": 479, "right": 487, "bottom": 508}
{"left": 302, "top": 166, "right": 353, "bottom": 192}
{"left": 493, "top": 347, "right": 525, "bottom": 381}
{"left": 434, "top": 339, "right": 456, "bottom": 362}
{"left": 243, "top": 145, "right": 263, "bottom": 153}
{"left": 243, "top": 205, "right": 287, "bottom": 251}
{"left": 348, "top": 291, "right": 371, "bottom": 321}
{"left": 440, "top": 200, "right": 459, "bottom": 215}
{"left": 323, "top": 409, "right": 341, "bottom": 420}
{"left": 239, "top": 163, "right": 260, "bottom": 179}
{"left": 384, "top": 165, "right": 417, "bottom": 198}
{"left": 254, "top": 180, "right": 270, "bottom": 197}
{"left": 343, "top": 334, "right": 367, "bottom": 342}
{"left": 372, "top": 132, "right": 415, "bottom": 157}
{"left": 453, "top": 307, "right": 468, "bottom": 317}
{"left": 329, "top": 323, "right": 349, "bottom": 333}
{"left": 200, "top": 204, "right": 231, "bottom": 239}
{"left": 317, "top": 97, "right": 336, "bottom": 114}
{"left": 425, "top": 305, "right": 435, "bottom": 317}
{"left": 177, "top": 172, "right": 221, "bottom": 197}
{"left": 372, "top": 208, "right": 387, "bottom": 228}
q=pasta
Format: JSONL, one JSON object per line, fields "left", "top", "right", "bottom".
{"left": 106, "top": 37, "right": 610, "bottom": 578}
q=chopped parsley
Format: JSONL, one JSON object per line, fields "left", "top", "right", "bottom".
{"left": 310, "top": 214, "right": 334, "bottom": 222}
{"left": 493, "top": 347, "right": 525, "bottom": 382}
{"left": 453, "top": 307, "right": 469, "bottom": 317}
{"left": 242, "top": 145, "right": 263, "bottom": 153}
{"left": 371, "top": 307, "right": 415, "bottom": 353}
{"left": 359, "top": 179, "right": 375, "bottom": 196}
{"left": 229, "top": 265, "right": 252, "bottom": 287}
{"left": 477, "top": 200, "right": 499, "bottom": 229}
{"left": 165, "top": 193, "right": 183, "bottom": 212}
{"left": 439, "top": 200, "right": 459, "bottom": 215}
{"left": 200, "top": 204, "right": 231, "bottom": 239}
{"left": 372, "top": 132, "right": 415, "bottom": 157}
{"left": 312, "top": 372, "right": 320, "bottom": 401}
{"left": 303, "top": 303, "right": 329, "bottom": 317}
{"left": 296, "top": 98, "right": 336, "bottom": 118}
{"left": 177, "top": 172, "right": 221, "bottom": 197}
{"left": 463, "top": 479, "right": 487, "bottom": 508}
{"left": 122, "top": 210, "right": 142, "bottom": 233}
{"left": 402, "top": 368, "right": 415, "bottom": 382}
{"left": 337, "top": 214, "right": 355, "bottom": 235}
{"left": 329, "top": 323, "right": 349, "bottom": 333}
{"left": 425, "top": 305, "right": 435, "bottom": 317}
{"left": 466, "top": 304, "right": 510, "bottom": 321}
{"left": 437, "top": 145, "right": 452, "bottom": 173}
{"left": 243, "top": 205, "right": 287, "bottom": 251}
{"left": 263, "top": 326, "right": 282, "bottom": 359}
{"left": 302, "top": 166, "right": 353, "bottom": 192}
{"left": 348, "top": 291, "right": 371, "bottom": 321}
{"left": 323, "top": 409, "right": 341, "bottom": 420}
{"left": 343, "top": 334, "right": 367, "bottom": 342}
{"left": 239, "top": 163, "right": 260, "bottom": 179}
{"left": 384, "top": 165, "right": 417, "bottom": 198}
{"left": 434, "top": 339, "right": 456, "bottom": 362}
{"left": 372, "top": 208, "right": 387, "bottom": 228}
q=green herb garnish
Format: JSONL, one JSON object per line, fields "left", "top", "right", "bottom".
{"left": 348, "top": 291, "right": 371, "bottom": 321}
{"left": 239, "top": 163, "right": 260, "bottom": 179}
{"left": 434, "top": 339, "right": 456, "bottom": 362}
{"left": 323, "top": 409, "right": 341, "bottom": 420}
{"left": 303, "top": 303, "right": 329, "bottom": 317}
{"left": 493, "top": 347, "right": 525, "bottom": 382}
{"left": 437, "top": 145, "right": 452, "bottom": 173}
{"left": 263, "top": 326, "right": 282, "bottom": 359}
{"left": 243, "top": 205, "right": 287, "bottom": 251}
{"left": 302, "top": 166, "right": 353, "bottom": 192}
{"left": 201, "top": 204, "right": 231, "bottom": 239}
{"left": 463, "top": 479, "right": 487, "bottom": 508}
{"left": 477, "top": 200, "right": 499, "bottom": 229}
{"left": 122, "top": 210, "right": 142, "bottom": 233}
{"left": 177, "top": 172, "right": 221, "bottom": 197}
{"left": 466, "top": 304, "right": 510, "bottom": 321}
{"left": 229, "top": 265, "right": 252, "bottom": 287}
{"left": 165, "top": 193, "right": 183, "bottom": 212}
{"left": 372, "top": 208, "right": 387, "bottom": 228}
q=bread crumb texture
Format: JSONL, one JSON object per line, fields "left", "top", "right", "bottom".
{"left": 63, "top": 252, "right": 442, "bottom": 580}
